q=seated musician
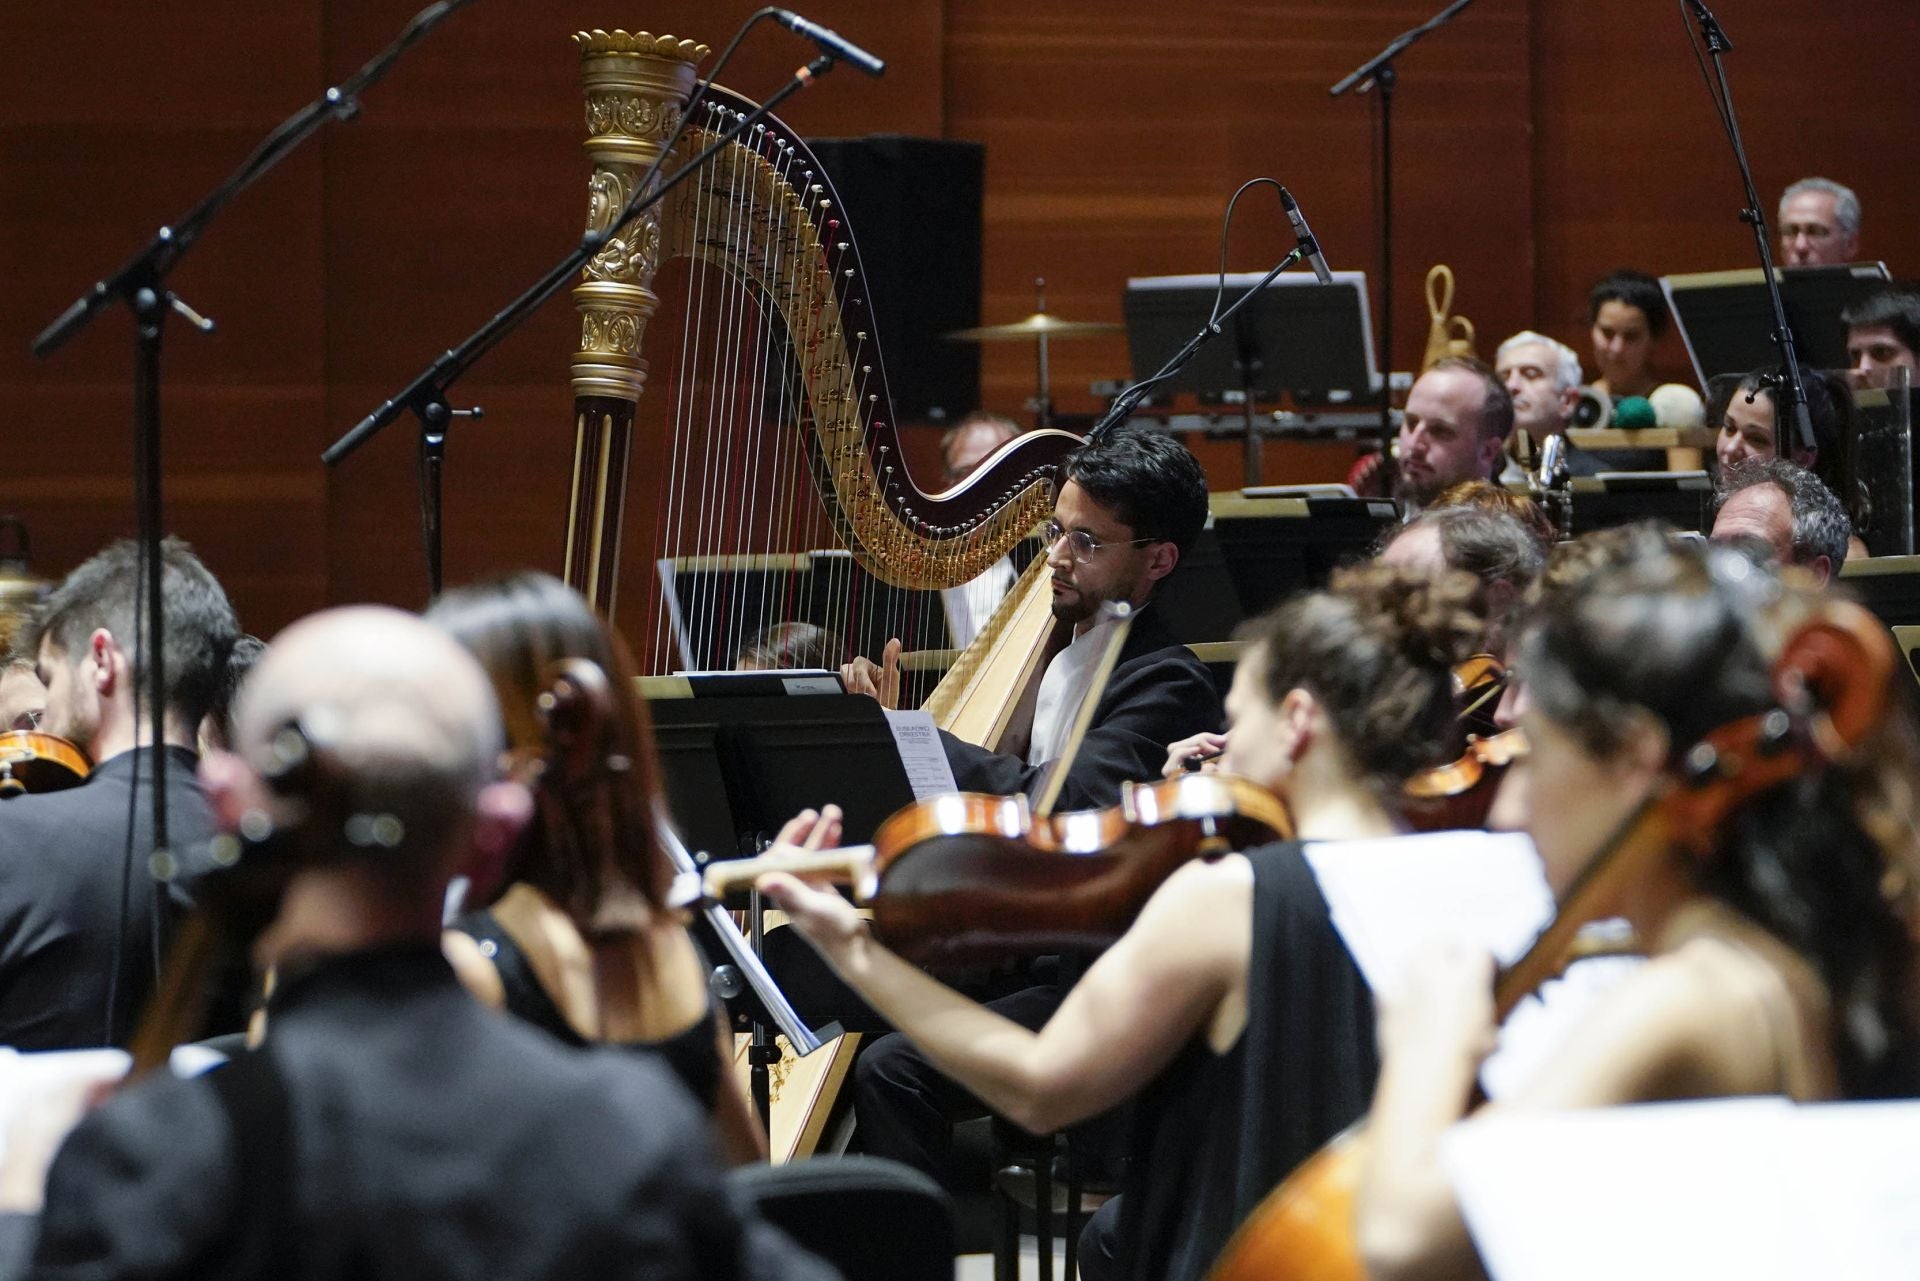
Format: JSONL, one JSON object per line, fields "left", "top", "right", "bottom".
{"left": 1392, "top": 359, "right": 1515, "bottom": 515}
{"left": 1711, "top": 364, "right": 1868, "bottom": 558}
{"left": 429, "top": 573, "right": 766, "bottom": 1165}
{"left": 768, "top": 564, "right": 1487, "bottom": 1281}
{"left": 1778, "top": 176, "right": 1862, "bottom": 268}
{"left": 1709, "top": 458, "right": 1852, "bottom": 585}
{"left": 1378, "top": 497, "right": 1547, "bottom": 648}
{"left": 735, "top": 620, "right": 840, "bottom": 672}
{"left": 1493, "top": 331, "right": 1607, "bottom": 480}
{"left": 1586, "top": 270, "right": 1668, "bottom": 402}
{"left": 0, "top": 606, "right": 831, "bottom": 1281}
{"left": 1841, "top": 283, "right": 1920, "bottom": 388}
{"left": 1354, "top": 530, "right": 1920, "bottom": 1281}
{"left": 846, "top": 426, "right": 1223, "bottom": 810}
{"left": 0, "top": 537, "right": 241, "bottom": 1049}
{"left": 938, "top": 411, "right": 1023, "bottom": 649}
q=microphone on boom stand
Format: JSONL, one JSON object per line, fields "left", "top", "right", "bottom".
{"left": 1280, "top": 187, "right": 1335, "bottom": 285}
{"left": 771, "top": 10, "right": 886, "bottom": 77}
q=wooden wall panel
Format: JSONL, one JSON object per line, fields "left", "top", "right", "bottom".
{"left": 4, "top": 0, "right": 1917, "bottom": 644}
{"left": 0, "top": 3, "right": 326, "bottom": 640}
{"left": 1531, "top": 0, "right": 1920, "bottom": 387}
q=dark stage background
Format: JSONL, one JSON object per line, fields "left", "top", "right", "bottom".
{"left": 4, "top": 1, "right": 1915, "bottom": 640}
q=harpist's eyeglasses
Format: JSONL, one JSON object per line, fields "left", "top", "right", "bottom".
{"left": 1043, "top": 520, "right": 1156, "bottom": 565}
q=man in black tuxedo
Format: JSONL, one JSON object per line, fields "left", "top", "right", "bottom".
{"left": 0, "top": 538, "right": 239, "bottom": 1049}
{"left": 841, "top": 427, "right": 1223, "bottom": 1197}
{"left": 847, "top": 427, "right": 1223, "bottom": 810}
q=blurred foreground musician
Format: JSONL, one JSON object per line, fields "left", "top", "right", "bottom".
{"left": 0, "top": 538, "right": 239, "bottom": 1049}
{"left": 772, "top": 565, "right": 1486, "bottom": 1281}
{"left": 0, "top": 607, "right": 837, "bottom": 1281}
{"left": 1356, "top": 533, "right": 1920, "bottom": 1281}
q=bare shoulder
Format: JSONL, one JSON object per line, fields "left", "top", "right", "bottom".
{"left": 1510, "top": 940, "right": 1791, "bottom": 1108}
{"left": 1129, "top": 853, "right": 1255, "bottom": 973}
{"left": 1146, "top": 852, "right": 1255, "bottom": 921}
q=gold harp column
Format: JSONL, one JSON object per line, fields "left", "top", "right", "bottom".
{"left": 564, "top": 30, "right": 708, "bottom": 613}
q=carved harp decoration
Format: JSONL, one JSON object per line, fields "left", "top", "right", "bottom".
{"left": 562, "top": 30, "right": 1080, "bottom": 692}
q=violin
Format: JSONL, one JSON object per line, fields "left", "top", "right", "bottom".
{"left": 1401, "top": 727, "right": 1526, "bottom": 833}
{"left": 0, "top": 730, "right": 92, "bottom": 798}
{"left": 1451, "top": 652, "right": 1507, "bottom": 733}
{"left": 704, "top": 771, "right": 1293, "bottom": 968}
{"left": 1205, "top": 600, "right": 1896, "bottom": 1281}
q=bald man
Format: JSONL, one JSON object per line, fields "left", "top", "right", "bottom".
{"left": 0, "top": 608, "right": 837, "bottom": 1281}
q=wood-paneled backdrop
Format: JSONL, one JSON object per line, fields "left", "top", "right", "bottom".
{"left": 3, "top": 1, "right": 1915, "bottom": 640}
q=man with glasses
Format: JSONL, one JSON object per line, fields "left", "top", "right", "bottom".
{"left": 840, "top": 428, "right": 1222, "bottom": 1209}
{"left": 845, "top": 425, "right": 1221, "bottom": 811}
{"left": 1778, "top": 176, "right": 1862, "bottom": 268}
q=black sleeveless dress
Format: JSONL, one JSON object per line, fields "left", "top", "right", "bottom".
{"left": 453, "top": 909, "right": 723, "bottom": 1111}
{"left": 1113, "top": 840, "right": 1381, "bottom": 1281}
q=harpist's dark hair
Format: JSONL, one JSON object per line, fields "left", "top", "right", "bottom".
{"left": 1240, "top": 564, "right": 1485, "bottom": 794}
{"left": 1520, "top": 529, "right": 1920, "bottom": 1097}
{"left": 1061, "top": 428, "right": 1210, "bottom": 557}
{"left": 427, "top": 572, "right": 670, "bottom": 922}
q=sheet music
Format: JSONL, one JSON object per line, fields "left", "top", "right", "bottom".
{"left": 1444, "top": 1098, "right": 1920, "bottom": 1280}
{"left": 883, "top": 709, "right": 959, "bottom": 799}
{"left": 1304, "top": 831, "right": 1556, "bottom": 984}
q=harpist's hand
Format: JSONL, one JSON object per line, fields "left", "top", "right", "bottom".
{"left": 1163, "top": 730, "right": 1230, "bottom": 778}
{"left": 839, "top": 637, "right": 903, "bottom": 709}
{"left": 757, "top": 806, "right": 868, "bottom": 959}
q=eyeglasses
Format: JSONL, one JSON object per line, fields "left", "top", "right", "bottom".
{"left": 1043, "top": 519, "right": 1157, "bottom": 565}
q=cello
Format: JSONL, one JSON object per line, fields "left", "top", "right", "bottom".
{"left": 1205, "top": 598, "right": 1896, "bottom": 1281}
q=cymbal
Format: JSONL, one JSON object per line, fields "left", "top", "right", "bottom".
{"left": 944, "top": 311, "right": 1125, "bottom": 342}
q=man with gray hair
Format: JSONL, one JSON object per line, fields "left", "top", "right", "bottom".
{"left": 1709, "top": 457, "right": 1852, "bottom": 584}
{"left": 0, "top": 607, "right": 838, "bottom": 1281}
{"left": 1492, "top": 330, "right": 1612, "bottom": 481}
{"left": 1778, "top": 177, "right": 1861, "bottom": 267}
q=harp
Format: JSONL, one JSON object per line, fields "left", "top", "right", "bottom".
{"left": 562, "top": 30, "right": 1078, "bottom": 748}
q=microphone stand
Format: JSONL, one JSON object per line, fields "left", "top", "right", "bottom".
{"left": 1682, "top": 0, "right": 1816, "bottom": 455}
{"left": 1330, "top": 0, "right": 1478, "bottom": 472}
{"left": 26, "top": 0, "right": 475, "bottom": 1027}
{"left": 323, "top": 54, "right": 842, "bottom": 596}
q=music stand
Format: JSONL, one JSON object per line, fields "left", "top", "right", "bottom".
{"left": 648, "top": 688, "right": 919, "bottom": 1129}
{"left": 1661, "top": 262, "right": 1892, "bottom": 386}
{"left": 1206, "top": 491, "right": 1400, "bottom": 617}
{"left": 1125, "top": 271, "right": 1382, "bottom": 484}
{"left": 1566, "top": 472, "right": 1714, "bottom": 536}
{"left": 1150, "top": 523, "right": 1247, "bottom": 646}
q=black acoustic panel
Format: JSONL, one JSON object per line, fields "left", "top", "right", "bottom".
{"left": 806, "top": 135, "right": 984, "bottom": 424}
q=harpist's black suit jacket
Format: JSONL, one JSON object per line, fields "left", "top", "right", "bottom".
{"left": 937, "top": 603, "right": 1224, "bottom": 812}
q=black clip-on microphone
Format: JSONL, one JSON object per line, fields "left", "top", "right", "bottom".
{"left": 770, "top": 10, "right": 886, "bottom": 77}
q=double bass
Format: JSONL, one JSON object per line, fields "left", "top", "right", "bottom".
{"left": 1206, "top": 600, "right": 1896, "bottom": 1281}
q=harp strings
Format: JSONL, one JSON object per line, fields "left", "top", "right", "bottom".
{"left": 640, "top": 105, "right": 963, "bottom": 684}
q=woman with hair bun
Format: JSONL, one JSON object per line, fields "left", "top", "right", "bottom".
{"left": 762, "top": 565, "right": 1487, "bottom": 1281}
